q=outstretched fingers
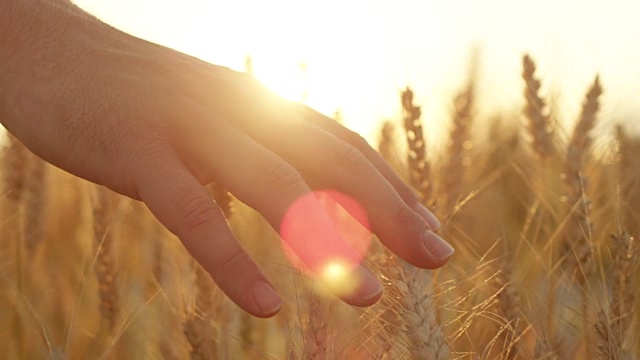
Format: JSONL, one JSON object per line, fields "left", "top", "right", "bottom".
{"left": 303, "top": 108, "right": 441, "bottom": 227}
{"left": 183, "top": 121, "right": 383, "bottom": 306}
{"left": 240, "top": 119, "right": 454, "bottom": 269}
{"left": 133, "top": 148, "right": 282, "bottom": 318}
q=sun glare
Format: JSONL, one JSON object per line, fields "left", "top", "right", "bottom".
{"left": 279, "top": 190, "right": 372, "bottom": 283}
{"left": 322, "top": 261, "right": 349, "bottom": 281}
{"left": 320, "top": 260, "right": 357, "bottom": 295}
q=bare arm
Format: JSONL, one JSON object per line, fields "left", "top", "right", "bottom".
{"left": 0, "top": 0, "right": 452, "bottom": 317}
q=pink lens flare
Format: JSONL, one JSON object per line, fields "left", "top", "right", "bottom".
{"left": 279, "top": 189, "right": 372, "bottom": 282}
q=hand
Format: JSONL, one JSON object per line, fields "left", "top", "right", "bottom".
{"left": 0, "top": 0, "right": 453, "bottom": 317}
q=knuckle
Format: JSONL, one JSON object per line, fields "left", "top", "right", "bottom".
{"left": 392, "top": 203, "right": 419, "bottom": 227}
{"left": 177, "top": 194, "right": 224, "bottom": 231}
{"left": 335, "top": 143, "right": 367, "bottom": 169}
{"left": 343, "top": 129, "right": 370, "bottom": 151}
{"left": 211, "top": 247, "right": 247, "bottom": 275}
{"left": 265, "top": 161, "right": 305, "bottom": 190}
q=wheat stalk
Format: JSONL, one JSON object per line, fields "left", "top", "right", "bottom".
{"left": 559, "top": 76, "right": 602, "bottom": 356}
{"left": 614, "top": 125, "right": 640, "bottom": 235}
{"left": 610, "top": 232, "right": 638, "bottom": 336}
{"left": 24, "top": 155, "right": 48, "bottom": 252}
{"left": 595, "top": 232, "right": 639, "bottom": 359}
{"left": 495, "top": 260, "right": 523, "bottom": 360}
{"left": 522, "top": 55, "right": 555, "bottom": 159}
{"left": 365, "top": 247, "right": 403, "bottom": 359}
{"left": 184, "top": 263, "right": 222, "bottom": 360}
{"left": 443, "top": 80, "right": 475, "bottom": 212}
{"left": 303, "top": 287, "right": 334, "bottom": 360}
{"left": 385, "top": 255, "right": 448, "bottom": 359}
{"left": 92, "top": 186, "right": 120, "bottom": 335}
{"left": 377, "top": 121, "right": 400, "bottom": 169}
{"left": 1, "top": 133, "right": 32, "bottom": 358}
{"left": 561, "top": 76, "right": 602, "bottom": 282}
{"left": 534, "top": 336, "right": 565, "bottom": 360}
{"left": 401, "top": 87, "right": 433, "bottom": 203}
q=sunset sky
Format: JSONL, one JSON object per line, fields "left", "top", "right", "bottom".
{"left": 74, "top": 0, "right": 640, "bottom": 149}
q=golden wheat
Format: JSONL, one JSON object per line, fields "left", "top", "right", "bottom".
{"left": 442, "top": 78, "right": 475, "bottom": 213}
{"left": 92, "top": 186, "right": 121, "bottom": 335}
{"left": 522, "top": 54, "right": 556, "bottom": 159}
{"left": 1, "top": 54, "right": 639, "bottom": 359}
{"left": 401, "top": 87, "right": 433, "bottom": 204}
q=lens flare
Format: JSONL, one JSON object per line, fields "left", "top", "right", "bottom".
{"left": 318, "top": 259, "right": 367, "bottom": 296}
{"left": 279, "top": 190, "right": 372, "bottom": 284}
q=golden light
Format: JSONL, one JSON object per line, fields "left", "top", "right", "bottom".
{"left": 319, "top": 260, "right": 357, "bottom": 295}
{"left": 74, "top": 0, "right": 640, "bottom": 143}
{"left": 279, "top": 190, "right": 372, "bottom": 289}
{"left": 322, "top": 261, "right": 347, "bottom": 279}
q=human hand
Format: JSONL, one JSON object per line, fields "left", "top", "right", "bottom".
{"left": 0, "top": 0, "right": 453, "bottom": 317}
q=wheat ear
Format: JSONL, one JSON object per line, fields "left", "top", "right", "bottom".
{"left": 443, "top": 80, "right": 474, "bottom": 212}
{"left": 303, "top": 287, "right": 334, "bottom": 359}
{"left": 401, "top": 87, "right": 433, "bottom": 203}
{"left": 595, "top": 232, "right": 639, "bottom": 359}
{"left": 522, "top": 55, "right": 555, "bottom": 159}
{"left": 534, "top": 336, "right": 565, "bottom": 360}
{"left": 387, "top": 256, "right": 448, "bottom": 359}
{"left": 560, "top": 76, "right": 602, "bottom": 355}
{"left": 92, "top": 186, "right": 120, "bottom": 335}
{"left": 24, "top": 155, "right": 48, "bottom": 252}
{"left": 1, "top": 133, "right": 31, "bottom": 359}
{"left": 561, "top": 76, "right": 602, "bottom": 282}
{"left": 495, "top": 260, "right": 523, "bottom": 360}
{"left": 377, "top": 121, "right": 398, "bottom": 167}
{"left": 184, "top": 263, "right": 221, "bottom": 360}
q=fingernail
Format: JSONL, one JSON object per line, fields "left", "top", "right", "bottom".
{"left": 422, "top": 230, "right": 454, "bottom": 261}
{"left": 353, "top": 265, "right": 383, "bottom": 303}
{"left": 414, "top": 204, "right": 441, "bottom": 230}
{"left": 253, "top": 280, "right": 282, "bottom": 315}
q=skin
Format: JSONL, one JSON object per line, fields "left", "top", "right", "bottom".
{"left": 0, "top": 0, "right": 454, "bottom": 318}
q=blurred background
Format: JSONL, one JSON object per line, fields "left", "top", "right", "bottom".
{"left": 2, "top": 2, "right": 639, "bottom": 358}
{"left": 74, "top": 0, "right": 640, "bottom": 148}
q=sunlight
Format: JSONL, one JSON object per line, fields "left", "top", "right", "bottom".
{"left": 279, "top": 190, "right": 371, "bottom": 282}
{"left": 74, "top": 0, "right": 640, "bottom": 143}
{"left": 320, "top": 260, "right": 353, "bottom": 293}
{"left": 322, "top": 261, "right": 349, "bottom": 281}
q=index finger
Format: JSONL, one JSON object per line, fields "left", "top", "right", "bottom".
{"left": 301, "top": 107, "right": 441, "bottom": 230}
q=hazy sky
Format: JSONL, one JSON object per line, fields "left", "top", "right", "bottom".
{"left": 74, "top": 0, "right": 640, "bottom": 147}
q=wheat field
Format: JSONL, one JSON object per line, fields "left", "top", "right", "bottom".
{"left": 1, "top": 55, "right": 638, "bottom": 359}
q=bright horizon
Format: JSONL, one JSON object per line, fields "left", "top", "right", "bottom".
{"left": 75, "top": 0, "right": 640, "bottom": 151}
